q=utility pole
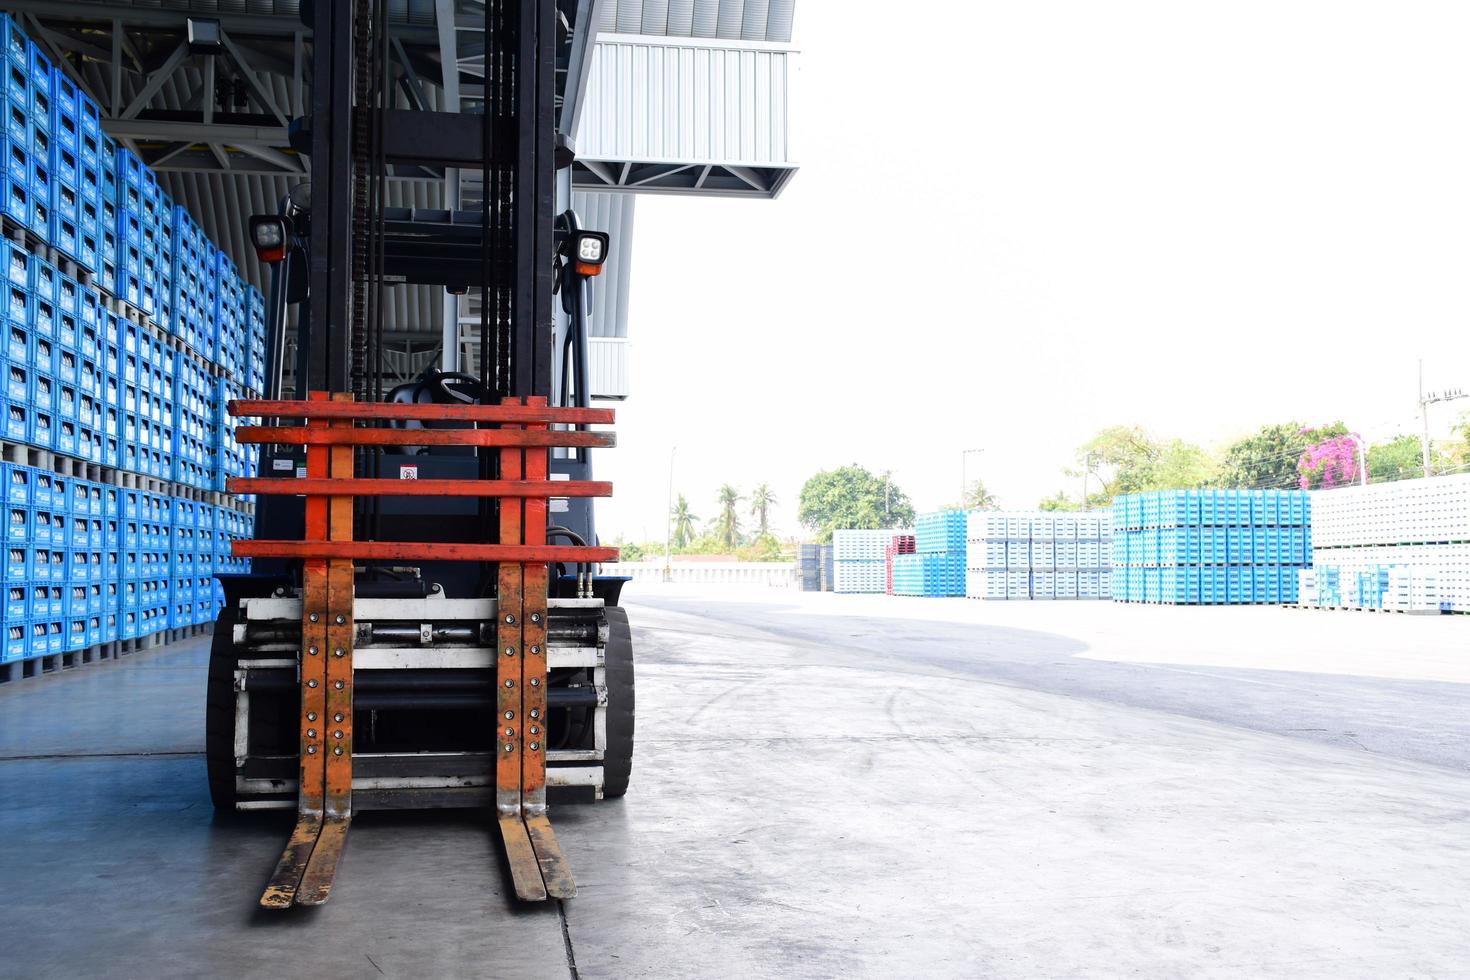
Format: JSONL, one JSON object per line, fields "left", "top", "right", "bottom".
{"left": 1420, "top": 360, "right": 1430, "bottom": 478}
{"left": 1419, "top": 359, "right": 1468, "bottom": 479}
{"left": 960, "top": 448, "right": 984, "bottom": 509}
{"left": 663, "top": 445, "right": 676, "bottom": 583}
{"left": 1345, "top": 433, "right": 1368, "bottom": 487}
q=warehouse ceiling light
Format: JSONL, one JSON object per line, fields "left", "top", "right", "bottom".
{"left": 186, "top": 18, "right": 225, "bottom": 54}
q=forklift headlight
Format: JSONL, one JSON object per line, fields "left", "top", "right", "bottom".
{"left": 249, "top": 215, "right": 292, "bottom": 264}
{"left": 576, "top": 234, "right": 605, "bottom": 263}
{"left": 569, "top": 231, "right": 610, "bottom": 277}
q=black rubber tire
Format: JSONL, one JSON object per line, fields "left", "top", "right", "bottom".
{"left": 602, "top": 606, "right": 635, "bottom": 799}
{"left": 205, "top": 606, "right": 241, "bottom": 810}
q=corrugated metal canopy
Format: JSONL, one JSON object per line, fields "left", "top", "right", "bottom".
{"left": 600, "top": 0, "right": 794, "bottom": 42}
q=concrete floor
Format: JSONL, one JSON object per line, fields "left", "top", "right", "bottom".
{"left": 2, "top": 588, "right": 1469, "bottom": 979}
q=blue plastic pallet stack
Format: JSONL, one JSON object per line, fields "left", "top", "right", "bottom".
{"left": 0, "top": 463, "right": 229, "bottom": 661}
{"left": 0, "top": 21, "right": 50, "bottom": 241}
{"left": 245, "top": 285, "right": 266, "bottom": 395}
{"left": 891, "top": 510, "right": 966, "bottom": 597}
{"left": 0, "top": 15, "right": 263, "bottom": 669}
{"left": 170, "top": 205, "right": 215, "bottom": 356}
{"left": 213, "top": 250, "right": 245, "bottom": 380}
{"left": 1111, "top": 489, "right": 1311, "bottom": 605}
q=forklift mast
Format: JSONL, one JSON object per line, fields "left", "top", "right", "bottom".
{"left": 208, "top": 0, "right": 633, "bottom": 910}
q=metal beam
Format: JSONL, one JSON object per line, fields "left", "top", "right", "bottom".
{"left": 144, "top": 141, "right": 196, "bottom": 169}
{"left": 434, "top": 0, "right": 460, "bottom": 109}
{"left": 392, "top": 37, "right": 430, "bottom": 111}
{"left": 20, "top": 13, "right": 107, "bottom": 107}
{"left": 0, "top": 0, "right": 439, "bottom": 44}
{"left": 103, "top": 118, "right": 289, "bottom": 146}
{"left": 120, "top": 41, "right": 190, "bottom": 119}
{"left": 725, "top": 165, "right": 767, "bottom": 192}
{"left": 233, "top": 142, "right": 304, "bottom": 174}
{"left": 629, "top": 163, "right": 691, "bottom": 186}
{"left": 560, "top": 0, "right": 601, "bottom": 136}
{"left": 578, "top": 159, "right": 617, "bottom": 185}
{"left": 201, "top": 54, "right": 215, "bottom": 125}
{"left": 110, "top": 19, "right": 121, "bottom": 116}
{"left": 221, "top": 29, "right": 290, "bottom": 128}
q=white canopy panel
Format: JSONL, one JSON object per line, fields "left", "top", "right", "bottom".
{"left": 572, "top": 33, "right": 797, "bottom": 197}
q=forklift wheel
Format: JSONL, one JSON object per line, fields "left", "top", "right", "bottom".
{"left": 205, "top": 606, "right": 241, "bottom": 810}
{"left": 603, "top": 606, "right": 635, "bottom": 799}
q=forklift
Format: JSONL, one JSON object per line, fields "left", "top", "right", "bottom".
{"left": 204, "top": 0, "right": 632, "bottom": 907}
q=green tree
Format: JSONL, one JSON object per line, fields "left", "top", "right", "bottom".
{"left": 1367, "top": 434, "right": 1452, "bottom": 482}
{"left": 1368, "top": 435, "right": 1423, "bottom": 483}
{"left": 1439, "top": 411, "right": 1470, "bottom": 473}
{"left": 714, "top": 484, "right": 743, "bottom": 550}
{"left": 670, "top": 494, "right": 698, "bottom": 549}
{"left": 961, "top": 479, "right": 999, "bottom": 511}
{"left": 749, "top": 483, "right": 776, "bottom": 535}
{"left": 797, "top": 464, "right": 915, "bottom": 543}
{"left": 1218, "top": 422, "right": 1317, "bottom": 489}
{"left": 735, "top": 531, "right": 784, "bottom": 562}
{"left": 1077, "top": 425, "right": 1215, "bottom": 499}
{"left": 611, "top": 538, "right": 646, "bottom": 561}
{"left": 1038, "top": 491, "right": 1083, "bottom": 512}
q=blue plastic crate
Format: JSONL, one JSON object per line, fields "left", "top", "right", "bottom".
{"left": 7, "top": 544, "right": 33, "bottom": 581}
{"left": 0, "top": 133, "right": 24, "bottom": 185}
{"left": 26, "top": 41, "right": 49, "bottom": 92}
{"left": 1, "top": 463, "right": 27, "bottom": 507}
{"left": 0, "top": 173, "right": 27, "bottom": 227}
{"left": 51, "top": 110, "right": 78, "bottom": 170}
{"left": 2, "top": 620, "right": 26, "bottom": 661}
{"left": 79, "top": 118, "right": 99, "bottom": 174}
{"left": 2, "top": 581, "right": 24, "bottom": 620}
{"left": 2, "top": 54, "right": 23, "bottom": 112}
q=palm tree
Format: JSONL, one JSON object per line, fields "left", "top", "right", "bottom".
{"left": 963, "top": 479, "right": 999, "bottom": 511}
{"left": 749, "top": 483, "right": 776, "bottom": 535}
{"left": 714, "top": 484, "right": 743, "bottom": 550}
{"left": 671, "top": 494, "right": 697, "bottom": 549}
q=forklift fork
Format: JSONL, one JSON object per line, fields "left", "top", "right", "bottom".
{"left": 260, "top": 393, "right": 356, "bottom": 908}
{"left": 495, "top": 397, "right": 574, "bottom": 900}
{"left": 229, "top": 396, "right": 616, "bottom": 907}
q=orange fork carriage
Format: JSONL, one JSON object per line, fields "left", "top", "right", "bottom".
{"left": 227, "top": 394, "right": 618, "bottom": 908}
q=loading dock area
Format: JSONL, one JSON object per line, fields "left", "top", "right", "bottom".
{"left": 3, "top": 589, "right": 1467, "bottom": 978}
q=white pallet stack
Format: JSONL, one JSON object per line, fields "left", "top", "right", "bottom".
{"left": 1310, "top": 474, "right": 1470, "bottom": 612}
{"left": 832, "top": 528, "right": 898, "bottom": 594}
{"left": 965, "top": 511, "right": 1112, "bottom": 600}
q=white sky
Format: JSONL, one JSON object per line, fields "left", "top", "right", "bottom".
{"left": 596, "top": 1, "right": 1470, "bottom": 543}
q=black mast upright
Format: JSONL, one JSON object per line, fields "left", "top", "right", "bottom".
{"left": 306, "top": 0, "right": 357, "bottom": 395}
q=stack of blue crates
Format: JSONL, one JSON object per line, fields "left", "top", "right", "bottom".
{"left": 97, "top": 132, "right": 118, "bottom": 295}
{"left": 170, "top": 206, "right": 213, "bottom": 355}
{"left": 215, "top": 376, "right": 258, "bottom": 494}
{"left": 1111, "top": 489, "right": 1312, "bottom": 604}
{"left": 891, "top": 510, "right": 966, "bottom": 597}
{"left": 0, "top": 14, "right": 261, "bottom": 668}
{"left": 0, "top": 31, "right": 51, "bottom": 241}
{"left": 245, "top": 285, "right": 266, "bottom": 395}
{"left": 214, "top": 250, "right": 245, "bottom": 379}
{"left": 172, "top": 354, "right": 217, "bottom": 490}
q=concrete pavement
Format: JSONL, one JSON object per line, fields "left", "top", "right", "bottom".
{"left": 1, "top": 587, "right": 1467, "bottom": 978}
